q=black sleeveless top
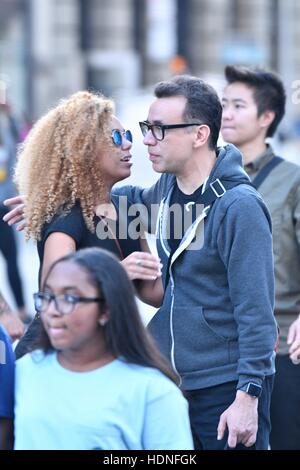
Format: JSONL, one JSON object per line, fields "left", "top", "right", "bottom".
{"left": 37, "top": 196, "right": 141, "bottom": 276}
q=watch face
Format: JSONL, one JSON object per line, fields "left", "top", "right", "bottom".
{"left": 246, "top": 382, "right": 262, "bottom": 397}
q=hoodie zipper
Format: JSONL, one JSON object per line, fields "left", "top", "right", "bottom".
{"left": 169, "top": 273, "right": 182, "bottom": 387}
{"left": 167, "top": 181, "right": 209, "bottom": 389}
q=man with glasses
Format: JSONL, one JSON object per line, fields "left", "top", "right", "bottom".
{"left": 119, "top": 75, "right": 277, "bottom": 450}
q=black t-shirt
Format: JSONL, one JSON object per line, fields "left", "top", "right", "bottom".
{"left": 37, "top": 196, "right": 141, "bottom": 277}
{"left": 167, "top": 182, "right": 203, "bottom": 256}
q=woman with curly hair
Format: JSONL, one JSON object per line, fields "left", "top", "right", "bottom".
{"left": 12, "top": 91, "right": 163, "bottom": 358}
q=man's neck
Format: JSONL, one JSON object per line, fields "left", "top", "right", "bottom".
{"left": 176, "top": 149, "right": 217, "bottom": 194}
{"left": 238, "top": 139, "right": 268, "bottom": 165}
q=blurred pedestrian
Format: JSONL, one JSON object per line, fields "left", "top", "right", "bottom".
{"left": 0, "top": 102, "right": 30, "bottom": 324}
{"left": 0, "top": 320, "right": 15, "bottom": 450}
{"left": 14, "top": 247, "right": 193, "bottom": 450}
{"left": 0, "top": 289, "right": 24, "bottom": 342}
{"left": 222, "top": 64, "right": 300, "bottom": 450}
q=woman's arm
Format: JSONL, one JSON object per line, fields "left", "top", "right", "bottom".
{"left": 41, "top": 232, "right": 76, "bottom": 286}
{"left": 121, "top": 237, "right": 163, "bottom": 308}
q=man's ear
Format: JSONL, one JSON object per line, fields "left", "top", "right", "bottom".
{"left": 260, "top": 110, "right": 276, "bottom": 130}
{"left": 194, "top": 124, "right": 211, "bottom": 148}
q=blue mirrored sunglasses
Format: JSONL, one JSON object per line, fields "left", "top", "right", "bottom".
{"left": 111, "top": 129, "right": 133, "bottom": 147}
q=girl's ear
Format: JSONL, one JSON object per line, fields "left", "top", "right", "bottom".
{"left": 98, "top": 309, "right": 109, "bottom": 326}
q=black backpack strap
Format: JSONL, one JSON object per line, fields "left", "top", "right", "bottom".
{"left": 197, "top": 178, "right": 252, "bottom": 207}
{"left": 252, "top": 156, "right": 284, "bottom": 189}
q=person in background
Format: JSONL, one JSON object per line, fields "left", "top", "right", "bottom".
{"left": 0, "top": 309, "right": 15, "bottom": 450}
{"left": 0, "top": 289, "right": 24, "bottom": 342}
{"left": 222, "top": 64, "right": 300, "bottom": 450}
{"left": 14, "top": 247, "right": 193, "bottom": 450}
{"left": 0, "top": 102, "right": 30, "bottom": 325}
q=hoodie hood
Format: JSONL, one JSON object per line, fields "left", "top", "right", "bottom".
{"left": 208, "top": 144, "right": 250, "bottom": 186}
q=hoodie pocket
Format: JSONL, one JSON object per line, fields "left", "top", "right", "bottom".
{"left": 172, "top": 306, "right": 230, "bottom": 373}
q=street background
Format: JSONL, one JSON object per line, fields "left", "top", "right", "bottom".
{"left": 1, "top": 0, "right": 300, "bottom": 322}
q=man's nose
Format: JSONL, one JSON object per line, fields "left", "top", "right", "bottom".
{"left": 143, "top": 130, "right": 156, "bottom": 145}
{"left": 222, "top": 107, "right": 233, "bottom": 120}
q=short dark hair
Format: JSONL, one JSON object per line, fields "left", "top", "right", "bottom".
{"left": 154, "top": 75, "right": 222, "bottom": 150}
{"left": 34, "top": 247, "right": 177, "bottom": 383}
{"left": 224, "top": 65, "right": 286, "bottom": 137}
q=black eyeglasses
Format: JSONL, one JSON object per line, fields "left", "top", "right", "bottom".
{"left": 111, "top": 129, "right": 133, "bottom": 147}
{"left": 139, "top": 121, "right": 203, "bottom": 141}
{"left": 33, "top": 292, "right": 103, "bottom": 316}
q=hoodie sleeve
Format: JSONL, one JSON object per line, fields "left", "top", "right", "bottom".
{"left": 217, "top": 193, "right": 277, "bottom": 388}
{"left": 113, "top": 174, "right": 174, "bottom": 234}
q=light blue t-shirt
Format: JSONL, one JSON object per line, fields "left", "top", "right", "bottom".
{"left": 14, "top": 352, "right": 193, "bottom": 450}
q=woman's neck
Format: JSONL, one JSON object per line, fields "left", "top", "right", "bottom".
{"left": 95, "top": 185, "right": 112, "bottom": 205}
{"left": 94, "top": 185, "right": 118, "bottom": 219}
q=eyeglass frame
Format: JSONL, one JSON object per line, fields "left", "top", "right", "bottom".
{"left": 139, "top": 121, "right": 203, "bottom": 141}
{"left": 33, "top": 291, "right": 104, "bottom": 316}
{"left": 111, "top": 129, "right": 133, "bottom": 147}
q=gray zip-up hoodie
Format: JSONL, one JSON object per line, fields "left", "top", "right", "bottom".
{"left": 116, "top": 144, "right": 277, "bottom": 391}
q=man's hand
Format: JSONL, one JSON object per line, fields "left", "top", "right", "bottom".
{"left": 217, "top": 390, "right": 258, "bottom": 448}
{"left": 2, "top": 195, "right": 26, "bottom": 231}
{"left": 288, "top": 314, "right": 300, "bottom": 365}
{"left": 0, "top": 292, "right": 25, "bottom": 341}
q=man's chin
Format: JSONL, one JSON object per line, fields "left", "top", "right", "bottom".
{"left": 151, "top": 162, "right": 165, "bottom": 173}
{"left": 221, "top": 131, "right": 238, "bottom": 145}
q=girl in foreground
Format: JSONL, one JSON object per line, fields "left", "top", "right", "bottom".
{"left": 14, "top": 248, "right": 193, "bottom": 450}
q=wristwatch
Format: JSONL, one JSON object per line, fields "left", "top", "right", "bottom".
{"left": 239, "top": 382, "right": 262, "bottom": 398}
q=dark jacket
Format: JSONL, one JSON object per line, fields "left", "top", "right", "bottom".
{"left": 245, "top": 145, "right": 300, "bottom": 354}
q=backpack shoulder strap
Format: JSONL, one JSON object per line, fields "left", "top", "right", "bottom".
{"left": 198, "top": 178, "right": 253, "bottom": 207}
{"left": 252, "top": 156, "right": 284, "bottom": 189}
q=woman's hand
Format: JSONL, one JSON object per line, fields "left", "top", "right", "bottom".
{"left": 3, "top": 195, "right": 26, "bottom": 231}
{"left": 121, "top": 252, "right": 162, "bottom": 281}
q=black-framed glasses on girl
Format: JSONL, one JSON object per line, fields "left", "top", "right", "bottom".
{"left": 33, "top": 292, "right": 103, "bottom": 316}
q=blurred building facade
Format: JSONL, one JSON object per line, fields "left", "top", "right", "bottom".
{"left": 0, "top": 0, "right": 299, "bottom": 133}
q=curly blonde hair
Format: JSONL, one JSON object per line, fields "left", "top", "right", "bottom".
{"left": 15, "top": 91, "right": 115, "bottom": 240}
